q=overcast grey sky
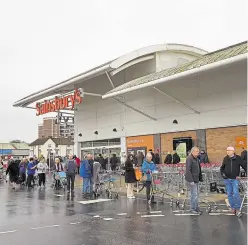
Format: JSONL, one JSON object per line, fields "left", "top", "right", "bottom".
{"left": 0, "top": 0, "right": 247, "bottom": 143}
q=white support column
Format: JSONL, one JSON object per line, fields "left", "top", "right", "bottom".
{"left": 153, "top": 87, "right": 200, "bottom": 114}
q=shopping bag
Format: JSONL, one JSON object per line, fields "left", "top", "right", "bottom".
{"left": 134, "top": 168, "right": 142, "bottom": 181}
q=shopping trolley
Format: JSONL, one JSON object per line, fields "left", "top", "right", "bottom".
{"left": 237, "top": 177, "right": 248, "bottom": 217}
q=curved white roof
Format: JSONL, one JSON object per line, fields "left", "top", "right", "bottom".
{"left": 13, "top": 43, "right": 208, "bottom": 107}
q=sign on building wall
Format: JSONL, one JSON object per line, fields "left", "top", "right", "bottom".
{"left": 126, "top": 135, "right": 154, "bottom": 155}
{"left": 235, "top": 136, "right": 247, "bottom": 148}
{"left": 0, "top": 149, "right": 12, "bottom": 155}
{"left": 36, "top": 89, "right": 83, "bottom": 116}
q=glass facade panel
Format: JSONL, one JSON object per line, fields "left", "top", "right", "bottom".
{"left": 81, "top": 141, "right": 92, "bottom": 148}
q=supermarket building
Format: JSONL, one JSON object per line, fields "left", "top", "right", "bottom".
{"left": 13, "top": 41, "right": 247, "bottom": 163}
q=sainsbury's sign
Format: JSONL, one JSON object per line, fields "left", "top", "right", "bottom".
{"left": 36, "top": 89, "right": 83, "bottom": 116}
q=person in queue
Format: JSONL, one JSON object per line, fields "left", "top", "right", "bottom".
{"left": 142, "top": 153, "right": 156, "bottom": 203}
{"left": 241, "top": 147, "right": 247, "bottom": 166}
{"left": 110, "top": 153, "right": 118, "bottom": 171}
{"left": 27, "top": 157, "right": 37, "bottom": 189}
{"left": 73, "top": 155, "right": 81, "bottom": 175}
{"left": 37, "top": 158, "right": 48, "bottom": 189}
{"left": 19, "top": 158, "right": 28, "bottom": 185}
{"left": 199, "top": 150, "right": 209, "bottom": 164}
{"left": 172, "top": 150, "right": 180, "bottom": 164}
{"left": 124, "top": 154, "right": 136, "bottom": 199}
{"left": 136, "top": 151, "right": 144, "bottom": 167}
{"left": 80, "top": 154, "right": 93, "bottom": 198}
{"left": 64, "top": 154, "right": 77, "bottom": 195}
{"left": 53, "top": 157, "right": 64, "bottom": 189}
{"left": 6, "top": 159, "right": 19, "bottom": 189}
{"left": 148, "top": 149, "right": 156, "bottom": 162}
{"left": 220, "top": 146, "right": 247, "bottom": 216}
{"left": 164, "top": 152, "right": 172, "bottom": 164}
{"left": 185, "top": 146, "right": 203, "bottom": 214}
{"left": 54, "top": 157, "right": 64, "bottom": 172}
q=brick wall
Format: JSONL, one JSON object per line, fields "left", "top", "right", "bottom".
{"left": 161, "top": 131, "right": 196, "bottom": 162}
{"left": 206, "top": 126, "right": 247, "bottom": 163}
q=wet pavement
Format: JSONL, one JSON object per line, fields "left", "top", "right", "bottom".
{"left": 0, "top": 182, "right": 247, "bottom": 245}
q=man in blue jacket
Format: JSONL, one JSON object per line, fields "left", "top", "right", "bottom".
{"left": 27, "top": 157, "right": 37, "bottom": 188}
{"left": 80, "top": 154, "right": 93, "bottom": 197}
{"left": 142, "top": 153, "right": 156, "bottom": 203}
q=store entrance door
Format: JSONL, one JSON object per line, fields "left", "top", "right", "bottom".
{"left": 81, "top": 147, "right": 121, "bottom": 169}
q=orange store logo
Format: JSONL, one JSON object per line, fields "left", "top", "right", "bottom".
{"left": 36, "top": 89, "right": 82, "bottom": 116}
{"left": 236, "top": 137, "right": 247, "bottom": 148}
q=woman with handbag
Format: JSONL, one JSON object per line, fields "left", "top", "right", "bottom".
{"left": 125, "top": 154, "right": 136, "bottom": 199}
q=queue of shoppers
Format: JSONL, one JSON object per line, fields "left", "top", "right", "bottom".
{"left": 1, "top": 146, "right": 247, "bottom": 216}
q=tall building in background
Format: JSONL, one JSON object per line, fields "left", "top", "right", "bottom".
{"left": 38, "top": 117, "right": 74, "bottom": 138}
{"left": 38, "top": 118, "right": 60, "bottom": 138}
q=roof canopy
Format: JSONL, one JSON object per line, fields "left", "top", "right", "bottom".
{"left": 13, "top": 43, "right": 207, "bottom": 108}
{"left": 102, "top": 41, "right": 247, "bottom": 99}
{"left": 29, "top": 137, "right": 74, "bottom": 146}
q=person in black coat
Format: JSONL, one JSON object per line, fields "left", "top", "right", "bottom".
{"left": 6, "top": 159, "right": 19, "bottom": 189}
{"left": 172, "top": 151, "right": 181, "bottom": 164}
{"left": 164, "top": 152, "right": 172, "bottom": 164}
{"left": 125, "top": 154, "right": 136, "bottom": 198}
{"left": 241, "top": 147, "right": 247, "bottom": 165}
{"left": 110, "top": 154, "right": 119, "bottom": 171}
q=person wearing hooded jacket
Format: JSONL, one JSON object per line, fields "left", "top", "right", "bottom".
{"left": 6, "top": 159, "right": 19, "bottom": 189}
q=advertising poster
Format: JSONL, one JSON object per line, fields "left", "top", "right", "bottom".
{"left": 175, "top": 142, "right": 187, "bottom": 163}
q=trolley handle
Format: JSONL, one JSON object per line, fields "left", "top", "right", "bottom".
{"left": 236, "top": 176, "right": 248, "bottom": 180}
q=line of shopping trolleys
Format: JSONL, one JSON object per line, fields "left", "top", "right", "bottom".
{"left": 87, "top": 163, "right": 247, "bottom": 218}
{"left": 51, "top": 169, "right": 122, "bottom": 199}
{"left": 146, "top": 164, "right": 247, "bottom": 217}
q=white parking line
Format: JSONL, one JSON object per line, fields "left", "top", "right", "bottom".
{"left": 69, "top": 222, "right": 81, "bottom": 225}
{"left": 174, "top": 213, "right": 200, "bottom": 216}
{"left": 117, "top": 213, "right": 127, "bottom": 216}
{"left": 78, "top": 199, "right": 112, "bottom": 204}
{"left": 30, "top": 225, "right": 60, "bottom": 230}
{"left": 137, "top": 211, "right": 162, "bottom": 215}
{"left": 0, "top": 230, "right": 17, "bottom": 235}
{"left": 141, "top": 214, "right": 165, "bottom": 218}
{"left": 209, "top": 213, "right": 235, "bottom": 216}
{"left": 103, "top": 218, "right": 113, "bottom": 221}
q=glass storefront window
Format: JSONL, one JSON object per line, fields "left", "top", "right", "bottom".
{"left": 81, "top": 138, "right": 121, "bottom": 149}
{"left": 109, "top": 138, "right": 121, "bottom": 145}
{"left": 93, "top": 140, "right": 108, "bottom": 147}
{"left": 81, "top": 142, "right": 92, "bottom": 148}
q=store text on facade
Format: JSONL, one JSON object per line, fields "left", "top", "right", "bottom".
{"left": 36, "top": 89, "right": 83, "bottom": 116}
